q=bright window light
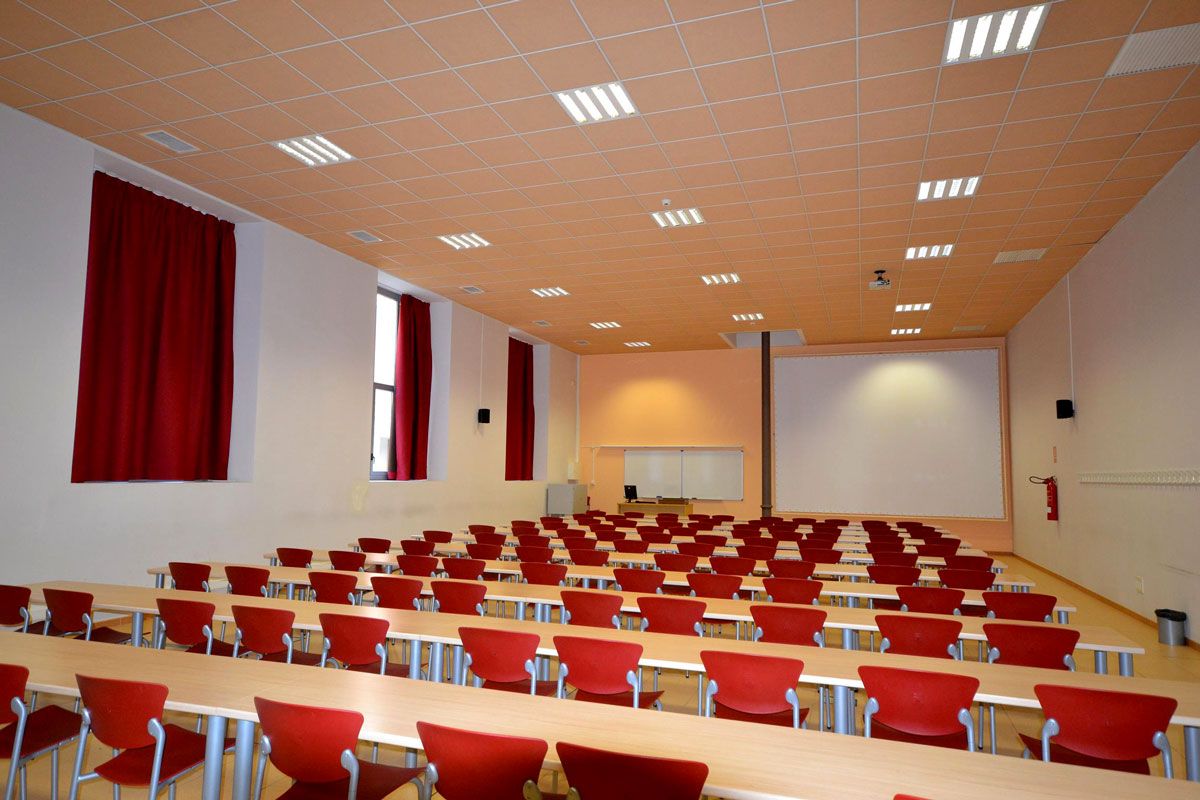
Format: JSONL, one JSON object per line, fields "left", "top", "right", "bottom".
{"left": 701, "top": 273, "right": 740, "bottom": 285}
{"left": 531, "top": 287, "right": 569, "bottom": 298}
{"left": 652, "top": 208, "right": 705, "bottom": 228}
{"left": 275, "top": 135, "right": 354, "bottom": 166}
{"left": 917, "top": 177, "right": 980, "bottom": 201}
{"left": 624, "top": 341, "right": 651, "bottom": 347}
{"left": 438, "top": 233, "right": 490, "bottom": 249}
{"left": 906, "top": 244, "right": 954, "bottom": 260}
{"left": 732, "top": 313, "right": 764, "bottom": 321}
{"left": 555, "top": 82, "right": 639, "bottom": 124}
{"left": 944, "top": 4, "right": 1048, "bottom": 64}
{"left": 895, "top": 303, "right": 932, "bottom": 312}
{"left": 590, "top": 321, "right": 621, "bottom": 329}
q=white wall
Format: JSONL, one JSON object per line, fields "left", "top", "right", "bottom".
{"left": 0, "top": 106, "right": 579, "bottom": 586}
{"left": 1007, "top": 145, "right": 1200, "bottom": 637}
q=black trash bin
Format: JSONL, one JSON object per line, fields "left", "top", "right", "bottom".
{"left": 1155, "top": 609, "right": 1187, "bottom": 646}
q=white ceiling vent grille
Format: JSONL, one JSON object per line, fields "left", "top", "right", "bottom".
{"left": 348, "top": 230, "right": 382, "bottom": 243}
{"left": 994, "top": 248, "right": 1046, "bottom": 263}
{"left": 460, "top": 285, "right": 484, "bottom": 295}
{"left": 141, "top": 130, "right": 199, "bottom": 153}
{"left": 953, "top": 324, "right": 987, "bottom": 333}
{"left": 533, "top": 320, "right": 551, "bottom": 327}
{"left": 1107, "top": 23, "right": 1200, "bottom": 76}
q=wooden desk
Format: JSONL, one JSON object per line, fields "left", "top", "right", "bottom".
{"left": 5, "top": 635, "right": 1192, "bottom": 800}
{"left": 618, "top": 501, "right": 693, "bottom": 516}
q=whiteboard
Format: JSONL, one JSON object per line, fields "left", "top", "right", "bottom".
{"left": 773, "top": 350, "right": 1004, "bottom": 518}
{"left": 623, "top": 449, "right": 743, "bottom": 500}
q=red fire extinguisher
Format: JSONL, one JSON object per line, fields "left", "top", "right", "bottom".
{"left": 1029, "top": 475, "right": 1058, "bottom": 520}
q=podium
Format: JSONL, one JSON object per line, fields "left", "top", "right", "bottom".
{"left": 618, "top": 499, "right": 693, "bottom": 516}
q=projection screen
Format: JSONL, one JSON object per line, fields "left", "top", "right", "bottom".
{"left": 773, "top": 349, "right": 1005, "bottom": 518}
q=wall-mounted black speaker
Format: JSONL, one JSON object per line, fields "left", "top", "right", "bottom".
{"left": 477, "top": 408, "right": 491, "bottom": 424}
{"left": 1056, "top": 399, "right": 1074, "bottom": 419}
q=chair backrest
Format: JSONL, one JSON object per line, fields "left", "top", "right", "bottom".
{"left": 761, "top": 577, "right": 823, "bottom": 605}
{"left": 514, "top": 546, "right": 554, "bottom": 563}
{"left": 155, "top": 597, "right": 215, "bottom": 647}
{"left": 0, "top": 584, "right": 32, "bottom": 627}
{"left": 677, "top": 542, "right": 716, "bottom": 557}
{"left": 945, "top": 555, "right": 993, "bottom": 571}
{"left": 43, "top": 587, "right": 93, "bottom": 633}
{"left": 594, "top": 529, "right": 625, "bottom": 542}
{"left": 736, "top": 544, "right": 777, "bottom": 561}
{"left": 561, "top": 591, "right": 621, "bottom": 629}
{"left": 711, "top": 515, "right": 734, "bottom": 523}
{"left": 751, "top": 604, "right": 826, "bottom": 646}
{"left": 859, "top": 666, "right": 979, "bottom": 738}
{"left": 520, "top": 562, "right": 568, "bottom": 586}
{"left": 798, "top": 548, "right": 842, "bottom": 564}
{"left": 226, "top": 566, "right": 271, "bottom": 597}
{"left": 568, "top": 550, "right": 610, "bottom": 567}
{"left": 765, "top": 559, "right": 816, "bottom": 580}
{"left": 308, "top": 571, "right": 358, "bottom": 605}
{"left": 0, "top": 664, "right": 30, "bottom": 725}
{"left": 653, "top": 553, "right": 698, "bottom": 572}
{"left": 701, "top": 650, "right": 804, "bottom": 718}
{"left": 77, "top": 674, "right": 169, "bottom": 749}
{"left": 357, "top": 537, "right": 391, "bottom": 554}
{"left": 232, "top": 605, "right": 294, "bottom": 657}
{"left": 938, "top": 568, "right": 996, "bottom": 591}
{"left": 328, "top": 550, "right": 367, "bottom": 572}
{"left": 686, "top": 573, "right": 742, "bottom": 600}
{"left": 561, "top": 534, "right": 593, "bottom": 547}
{"left": 639, "top": 532, "right": 672, "bottom": 545}
{"left": 467, "top": 525, "right": 496, "bottom": 535}
{"left": 540, "top": 517, "right": 567, "bottom": 529}
{"left": 459, "top": 626, "right": 538, "bottom": 684}
{"left": 612, "top": 567, "right": 665, "bottom": 594}
{"left": 441, "top": 558, "right": 486, "bottom": 581}
{"left": 553, "top": 636, "right": 642, "bottom": 695}
{"left": 1033, "top": 684, "right": 1178, "bottom": 763}
{"left": 396, "top": 554, "right": 439, "bottom": 577}
{"left": 982, "top": 591, "right": 1057, "bottom": 622}
{"left": 431, "top": 581, "right": 487, "bottom": 616}
{"left": 557, "top": 741, "right": 708, "bottom": 800}
{"left": 866, "top": 565, "right": 922, "bottom": 587}
{"left": 472, "top": 532, "right": 505, "bottom": 547}
{"left": 612, "top": 539, "right": 649, "bottom": 554}
{"left": 167, "top": 562, "right": 211, "bottom": 592}
{"left": 709, "top": 556, "right": 754, "bottom": 576}
{"left": 511, "top": 520, "right": 538, "bottom": 532}
{"left": 465, "top": 543, "right": 503, "bottom": 560}
{"left": 417, "top": 721, "right": 548, "bottom": 800}
{"left": 916, "top": 544, "right": 958, "bottom": 559}
{"left": 319, "top": 612, "right": 388, "bottom": 668}
{"left": 984, "top": 623, "right": 1079, "bottom": 670}
{"left": 422, "top": 530, "right": 454, "bottom": 543}
{"left": 255, "top": 697, "right": 361, "bottom": 783}
{"left": 876, "top": 614, "right": 962, "bottom": 659}
{"left": 516, "top": 535, "right": 552, "bottom": 548}
{"left": 865, "top": 541, "right": 905, "bottom": 554}
{"left": 400, "top": 539, "right": 436, "bottom": 556}
{"left": 872, "top": 552, "right": 920, "bottom": 568}
{"left": 276, "top": 547, "right": 313, "bottom": 568}
{"left": 637, "top": 596, "right": 705, "bottom": 636}
{"left": 693, "top": 535, "right": 725, "bottom": 547}
{"left": 371, "top": 575, "right": 424, "bottom": 610}
{"left": 896, "top": 586, "right": 965, "bottom": 615}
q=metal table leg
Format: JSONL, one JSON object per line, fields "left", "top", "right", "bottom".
{"left": 408, "top": 642, "right": 422, "bottom": 679}
{"left": 429, "top": 642, "right": 444, "bottom": 683}
{"left": 1185, "top": 725, "right": 1198, "bottom": 781}
{"left": 231, "top": 719, "right": 255, "bottom": 800}
{"left": 832, "top": 685, "right": 855, "bottom": 735}
{"left": 1094, "top": 651, "right": 1109, "bottom": 675}
{"left": 1056, "top": 610, "right": 1069, "bottom": 624}
{"left": 451, "top": 645, "right": 464, "bottom": 684}
{"left": 154, "top": 574, "right": 165, "bottom": 589}
{"left": 201, "top": 715, "right": 227, "bottom": 800}
{"left": 1117, "top": 652, "right": 1134, "bottom": 677}
{"left": 130, "top": 611, "right": 144, "bottom": 647}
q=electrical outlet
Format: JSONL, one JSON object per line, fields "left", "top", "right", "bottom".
{"left": 1135, "top": 576, "right": 1145, "bottom": 594}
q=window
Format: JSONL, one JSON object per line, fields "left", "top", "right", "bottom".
{"left": 370, "top": 288, "right": 399, "bottom": 479}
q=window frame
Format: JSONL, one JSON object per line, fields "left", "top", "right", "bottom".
{"left": 370, "top": 286, "right": 402, "bottom": 480}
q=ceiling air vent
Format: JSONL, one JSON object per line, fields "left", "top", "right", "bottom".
{"left": 1107, "top": 22, "right": 1200, "bottom": 76}
{"left": 348, "top": 230, "right": 381, "bottom": 243}
{"left": 574, "top": 340, "right": 590, "bottom": 346}
{"left": 953, "top": 324, "right": 987, "bottom": 333}
{"left": 994, "top": 248, "right": 1046, "bottom": 263}
{"left": 460, "top": 285, "right": 484, "bottom": 295}
{"left": 533, "top": 320, "right": 551, "bottom": 327}
{"left": 141, "top": 130, "right": 199, "bottom": 153}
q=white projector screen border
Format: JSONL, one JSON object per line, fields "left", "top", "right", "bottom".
{"left": 773, "top": 349, "right": 1005, "bottom": 519}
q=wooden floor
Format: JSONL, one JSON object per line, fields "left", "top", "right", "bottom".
{"left": 13, "top": 554, "right": 1198, "bottom": 799}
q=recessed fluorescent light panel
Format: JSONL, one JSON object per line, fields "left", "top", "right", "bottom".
{"left": 531, "top": 287, "right": 569, "bottom": 298}
{"left": 905, "top": 244, "right": 954, "bottom": 260}
{"left": 701, "top": 273, "right": 740, "bottom": 285}
{"left": 651, "top": 208, "right": 705, "bottom": 228}
{"left": 438, "top": 233, "right": 490, "bottom": 250}
{"left": 891, "top": 328, "right": 922, "bottom": 336}
{"left": 556, "top": 82, "right": 638, "bottom": 124}
{"left": 624, "top": 341, "right": 651, "bottom": 348}
{"left": 917, "top": 177, "right": 979, "bottom": 201}
{"left": 732, "top": 313, "right": 764, "bottom": 321}
{"left": 896, "top": 303, "right": 932, "bottom": 312}
{"left": 944, "top": 4, "right": 1047, "bottom": 65}
{"left": 590, "top": 321, "right": 621, "bottom": 329}
{"left": 274, "top": 135, "right": 354, "bottom": 166}
{"left": 994, "top": 248, "right": 1047, "bottom": 263}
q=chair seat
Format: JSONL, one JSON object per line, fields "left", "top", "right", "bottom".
{"left": 870, "top": 718, "right": 969, "bottom": 750}
{"left": 274, "top": 759, "right": 424, "bottom": 800}
{"left": 79, "top": 625, "right": 134, "bottom": 645}
{"left": 0, "top": 704, "right": 80, "bottom": 758}
{"left": 259, "top": 650, "right": 323, "bottom": 667}
{"left": 713, "top": 703, "right": 809, "bottom": 728}
{"left": 95, "top": 724, "right": 232, "bottom": 785}
{"left": 1017, "top": 734, "right": 1152, "bottom": 775}
{"left": 346, "top": 660, "right": 412, "bottom": 678}
{"left": 480, "top": 679, "right": 558, "bottom": 697}
{"left": 184, "top": 639, "right": 236, "bottom": 657}
{"left": 573, "top": 688, "right": 664, "bottom": 710}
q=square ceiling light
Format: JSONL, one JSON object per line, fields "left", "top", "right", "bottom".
{"left": 896, "top": 303, "right": 932, "bottom": 312}
{"left": 556, "top": 82, "right": 638, "bottom": 124}
{"left": 891, "top": 328, "right": 922, "bottom": 336}
{"left": 906, "top": 244, "right": 954, "bottom": 259}
{"left": 274, "top": 135, "right": 354, "bottom": 166}
{"left": 651, "top": 208, "right": 705, "bottom": 227}
{"left": 944, "top": 4, "right": 1047, "bottom": 65}
{"left": 531, "top": 287, "right": 569, "bottom": 297}
{"left": 701, "top": 273, "right": 740, "bottom": 285}
{"left": 590, "top": 321, "right": 621, "bottom": 329}
{"left": 917, "top": 177, "right": 979, "bottom": 201}
{"left": 438, "top": 233, "right": 490, "bottom": 249}
{"left": 624, "top": 341, "right": 651, "bottom": 348}
{"left": 731, "top": 313, "right": 764, "bottom": 321}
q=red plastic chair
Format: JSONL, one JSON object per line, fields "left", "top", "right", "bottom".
{"left": 561, "top": 591, "right": 621, "bottom": 629}
{"left": 39, "top": 588, "right": 130, "bottom": 644}
{"left": 396, "top": 554, "right": 439, "bottom": 577}
{"left": 701, "top": 650, "right": 807, "bottom": 728}
{"left": 876, "top": 614, "right": 962, "bottom": 659}
{"left": 472, "top": 532, "right": 505, "bottom": 547}
{"left": 1019, "top": 684, "right": 1177, "bottom": 776}
{"left": 517, "top": 535, "right": 552, "bottom": 549}
{"left": 736, "top": 545, "right": 776, "bottom": 562}
{"left": 226, "top": 566, "right": 271, "bottom": 598}
{"left": 916, "top": 544, "right": 958, "bottom": 559}
{"left": 556, "top": 741, "right": 707, "bottom": 800}
{"left": 985, "top": 623, "right": 1079, "bottom": 670}
{"left": 561, "top": 534, "right": 593, "bottom": 548}
{"left": 873, "top": 552, "right": 920, "bottom": 568}
{"left": 867, "top": 565, "right": 921, "bottom": 612}
{"left": 568, "top": 550, "right": 610, "bottom": 567}
{"left": 467, "top": 525, "right": 496, "bottom": 535}
{"left": 422, "top": 530, "right": 454, "bottom": 544}
{"left": 370, "top": 576, "right": 423, "bottom": 611}
{"left": 466, "top": 543, "right": 502, "bottom": 560}
{"left": 232, "top": 605, "right": 320, "bottom": 665}
{"left": 431, "top": 581, "right": 486, "bottom": 616}
{"left": 308, "top": 571, "right": 359, "bottom": 606}
{"left": 520, "top": 562, "right": 568, "bottom": 587}
{"left": 167, "top": 562, "right": 211, "bottom": 592}
{"left": 799, "top": 548, "right": 842, "bottom": 565}
{"left": 639, "top": 532, "right": 672, "bottom": 546}
{"left": 512, "top": 519, "right": 539, "bottom": 530}
{"left": 441, "top": 558, "right": 486, "bottom": 581}
{"left": 751, "top": 605, "right": 827, "bottom": 646}
{"left": 515, "top": 546, "right": 555, "bottom": 564}
{"left": 400, "top": 539, "right": 436, "bottom": 557}
{"left": 458, "top": 627, "right": 555, "bottom": 695}
{"left": 357, "top": 537, "right": 392, "bottom": 554}
{"left": 1, "top": 663, "right": 81, "bottom": 800}
{"left": 253, "top": 697, "right": 423, "bottom": 800}
{"left": 416, "top": 721, "right": 552, "bottom": 800}
{"left": 859, "top": 665, "right": 979, "bottom": 750}
{"left": 765, "top": 559, "right": 816, "bottom": 579}
{"left": 866, "top": 541, "right": 905, "bottom": 554}
{"left": 693, "top": 534, "right": 725, "bottom": 547}
{"left": 897, "top": 586, "right": 965, "bottom": 615}
{"left": 709, "top": 556, "right": 755, "bottom": 576}
{"left": 637, "top": 596, "right": 704, "bottom": 636}
{"left": 983, "top": 591, "right": 1057, "bottom": 622}
{"left": 0, "top": 585, "right": 32, "bottom": 631}
{"left": 686, "top": 573, "right": 742, "bottom": 600}
{"left": 938, "top": 569, "right": 996, "bottom": 592}
{"left": 275, "top": 548, "right": 313, "bottom": 568}
{"left": 153, "top": 598, "right": 233, "bottom": 656}
{"left": 676, "top": 541, "right": 716, "bottom": 558}
{"left": 71, "top": 675, "right": 232, "bottom": 799}
{"left": 946, "top": 555, "right": 994, "bottom": 571}
{"left": 540, "top": 516, "right": 567, "bottom": 529}
{"left": 612, "top": 568, "right": 665, "bottom": 594}
{"left": 328, "top": 550, "right": 367, "bottom": 572}
{"left": 653, "top": 553, "right": 698, "bottom": 572}
{"left": 594, "top": 529, "right": 625, "bottom": 543}
{"left": 318, "top": 613, "right": 406, "bottom": 677}
{"left": 762, "top": 577, "right": 823, "bottom": 605}
{"left": 552, "top": 636, "right": 661, "bottom": 709}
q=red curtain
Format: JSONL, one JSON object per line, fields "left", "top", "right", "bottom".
{"left": 390, "top": 295, "right": 432, "bottom": 480}
{"left": 505, "top": 338, "right": 535, "bottom": 480}
{"left": 71, "top": 172, "right": 236, "bottom": 482}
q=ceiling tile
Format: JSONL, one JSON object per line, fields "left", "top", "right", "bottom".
{"left": 95, "top": 26, "right": 208, "bottom": 77}
{"left": 415, "top": 10, "right": 517, "bottom": 67}
{"left": 38, "top": 41, "right": 150, "bottom": 90}
{"left": 344, "top": 27, "right": 446, "bottom": 80}
{"left": 221, "top": 57, "right": 321, "bottom": 103}
{"left": 280, "top": 43, "right": 381, "bottom": 92}
{"left": 152, "top": 9, "right": 268, "bottom": 65}
{"left": 526, "top": 43, "right": 617, "bottom": 92}
{"left": 216, "top": 0, "right": 331, "bottom": 51}
{"left": 600, "top": 27, "right": 692, "bottom": 79}
{"left": 488, "top": 0, "right": 591, "bottom": 51}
